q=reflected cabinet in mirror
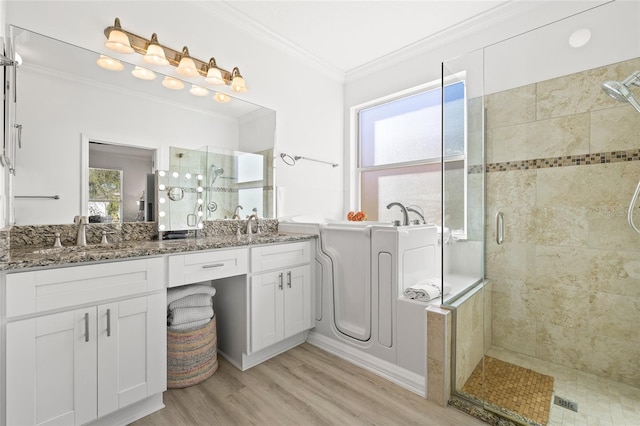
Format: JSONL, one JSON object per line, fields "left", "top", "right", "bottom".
{"left": 8, "top": 25, "right": 276, "bottom": 225}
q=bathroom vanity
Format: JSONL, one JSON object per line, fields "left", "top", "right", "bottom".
{"left": 1, "top": 232, "right": 315, "bottom": 426}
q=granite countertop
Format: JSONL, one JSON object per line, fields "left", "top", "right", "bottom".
{"left": 5, "top": 232, "right": 317, "bottom": 271}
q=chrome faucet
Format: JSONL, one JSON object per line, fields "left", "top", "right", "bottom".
{"left": 232, "top": 205, "right": 243, "bottom": 220}
{"left": 406, "top": 206, "right": 426, "bottom": 224}
{"left": 74, "top": 215, "right": 88, "bottom": 246}
{"left": 386, "top": 202, "right": 409, "bottom": 226}
{"left": 247, "top": 214, "right": 260, "bottom": 235}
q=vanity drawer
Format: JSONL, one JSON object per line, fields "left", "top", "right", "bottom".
{"left": 6, "top": 257, "right": 165, "bottom": 318}
{"left": 168, "top": 248, "right": 248, "bottom": 288}
{"left": 251, "top": 241, "right": 311, "bottom": 273}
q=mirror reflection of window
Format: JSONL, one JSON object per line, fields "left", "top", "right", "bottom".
{"left": 238, "top": 152, "right": 265, "bottom": 218}
{"left": 88, "top": 168, "right": 122, "bottom": 223}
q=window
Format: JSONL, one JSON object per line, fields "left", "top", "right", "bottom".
{"left": 354, "top": 80, "right": 466, "bottom": 231}
{"left": 88, "top": 167, "right": 123, "bottom": 223}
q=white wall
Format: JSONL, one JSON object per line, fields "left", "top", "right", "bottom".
{"left": 343, "top": 0, "right": 619, "bottom": 209}
{"left": 4, "top": 0, "right": 344, "bottom": 223}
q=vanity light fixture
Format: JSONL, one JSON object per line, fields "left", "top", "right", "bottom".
{"left": 103, "top": 18, "right": 247, "bottom": 91}
{"left": 131, "top": 66, "right": 156, "bottom": 80}
{"left": 189, "top": 84, "right": 208, "bottom": 97}
{"left": 162, "top": 76, "right": 184, "bottom": 90}
{"left": 231, "top": 67, "right": 247, "bottom": 93}
{"left": 176, "top": 47, "right": 199, "bottom": 77}
{"left": 214, "top": 92, "right": 232, "bottom": 103}
{"left": 104, "top": 18, "right": 134, "bottom": 54}
{"left": 204, "top": 58, "right": 224, "bottom": 85}
{"left": 143, "top": 33, "right": 170, "bottom": 66}
{"left": 96, "top": 55, "right": 124, "bottom": 71}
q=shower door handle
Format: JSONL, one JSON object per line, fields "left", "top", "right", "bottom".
{"left": 495, "top": 212, "right": 505, "bottom": 245}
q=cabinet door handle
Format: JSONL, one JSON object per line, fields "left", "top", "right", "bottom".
{"left": 278, "top": 272, "right": 283, "bottom": 290}
{"left": 84, "top": 313, "right": 90, "bottom": 342}
{"left": 106, "top": 308, "right": 111, "bottom": 337}
{"left": 202, "top": 263, "right": 224, "bottom": 269}
{"left": 287, "top": 271, "right": 292, "bottom": 288}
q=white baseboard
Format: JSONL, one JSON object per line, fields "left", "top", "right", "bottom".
{"left": 87, "top": 393, "right": 165, "bottom": 426}
{"left": 306, "top": 331, "right": 426, "bottom": 397}
{"left": 218, "top": 331, "right": 308, "bottom": 371}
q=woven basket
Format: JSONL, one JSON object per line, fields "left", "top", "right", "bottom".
{"left": 167, "top": 316, "right": 218, "bottom": 388}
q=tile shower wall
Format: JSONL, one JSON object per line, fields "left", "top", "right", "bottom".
{"left": 485, "top": 57, "right": 640, "bottom": 388}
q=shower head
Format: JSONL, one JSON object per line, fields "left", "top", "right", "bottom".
{"left": 209, "top": 165, "right": 224, "bottom": 185}
{"left": 601, "top": 71, "right": 640, "bottom": 113}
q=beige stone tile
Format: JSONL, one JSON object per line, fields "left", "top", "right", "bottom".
{"left": 590, "top": 105, "right": 640, "bottom": 153}
{"left": 427, "top": 310, "right": 446, "bottom": 360}
{"left": 530, "top": 206, "right": 589, "bottom": 247}
{"left": 587, "top": 207, "right": 640, "bottom": 251}
{"left": 528, "top": 284, "right": 591, "bottom": 328}
{"left": 583, "top": 334, "right": 640, "bottom": 389}
{"left": 483, "top": 281, "right": 492, "bottom": 353}
{"left": 535, "top": 322, "right": 589, "bottom": 371}
{"left": 455, "top": 289, "right": 484, "bottom": 388}
{"left": 529, "top": 245, "right": 595, "bottom": 293}
{"left": 486, "top": 169, "right": 536, "bottom": 209}
{"left": 485, "top": 128, "right": 495, "bottom": 165}
{"left": 491, "top": 278, "right": 532, "bottom": 319}
{"left": 491, "top": 312, "right": 536, "bottom": 356}
{"left": 427, "top": 358, "right": 446, "bottom": 406}
{"left": 590, "top": 249, "right": 640, "bottom": 298}
{"left": 485, "top": 84, "right": 536, "bottom": 130}
{"left": 491, "top": 113, "right": 589, "bottom": 162}
{"left": 589, "top": 292, "right": 640, "bottom": 342}
{"left": 485, "top": 242, "right": 533, "bottom": 281}
{"left": 536, "top": 162, "right": 640, "bottom": 209}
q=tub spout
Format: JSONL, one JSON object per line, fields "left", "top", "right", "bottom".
{"left": 386, "top": 202, "right": 409, "bottom": 226}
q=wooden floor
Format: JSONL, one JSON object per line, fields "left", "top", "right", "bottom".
{"left": 132, "top": 343, "right": 485, "bottom": 426}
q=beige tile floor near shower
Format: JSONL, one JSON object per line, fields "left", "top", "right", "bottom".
{"left": 487, "top": 347, "right": 640, "bottom": 426}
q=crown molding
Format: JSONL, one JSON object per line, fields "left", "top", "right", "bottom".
{"left": 189, "top": 0, "right": 346, "bottom": 83}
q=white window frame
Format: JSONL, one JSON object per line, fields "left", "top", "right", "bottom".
{"left": 348, "top": 74, "right": 468, "bottom": 236}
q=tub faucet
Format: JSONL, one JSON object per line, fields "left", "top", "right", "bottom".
{"left": 74, "top": 215, "right": 88, "bottom": 246}
{"left": 386, "top": 202, "right": 409, "bottom": 226}
{"left": 406, "top": 206, "right": 426, "bottom": 224}
{"left": 232, "top": 205, "right": 243, "bottom": 220}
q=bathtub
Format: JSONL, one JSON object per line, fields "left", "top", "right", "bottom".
{"left": 279, "top": 217, "right": 438, "bottom": 396}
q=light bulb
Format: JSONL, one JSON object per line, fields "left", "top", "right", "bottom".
{"left": 162, "top": 76, "right": 184, "bottom": 90}
{"left": 172, "top": 172, "right": 179, "bottom": 178}
{"left": 197, "top": 223, "right": 204, "bottom": 229}
{"left": 176, "top": 47, "right": 199, "bottom": 77}
{"left": 197, "top": 199, "right": 203, "bottom": 204}
{"left": 131, "top": 66, "right": 156, "bottom": 80}
{"left": 197, "top": 175, "right": 203, "bottom": 180}
{"left": 231, "top": 67, "right": 247, "bottom": 93}
{"left": 158, "top": 184, "right": 166, "bottom": 190}
{"left": 159, "top": 211, "right": 166, "bottom": 217}
{"left": 189, "top": 85, "right": 208, "bottom": 97}
{"left": 96, "top": 55, "right": 124, "bottom": 71}
{"left": 159, "top": 224, "right": 166, "bottom": 231}
{"left": 143, "top": 34, "right": 169, "bottom": 66}
{"left": 185, "top": 173, "right": 192, "bottom": 179}
{"left": 159, "top": 171, "right": 166, "bottom": 177}
{"left": 104, "top": 19, "right": 134, "bottom": 54}
{"left": 205, "top": 57, "right": 224, "bottom": 85}
{"left": 214, "top": 92, "right": 231, "bottom": 103}
{"left": 197, "top": 186, "right": 203, "bottom": 192}
{"left": 159, "top": 197, "right": 166, "bottom": 204}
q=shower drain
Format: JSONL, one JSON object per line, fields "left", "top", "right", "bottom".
{"left": 554, "top": 395, "right": 578, "bottom": 412}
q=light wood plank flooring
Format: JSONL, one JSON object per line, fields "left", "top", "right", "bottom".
{"left": 132, "top": 343, "right": 485, "bottom": 426}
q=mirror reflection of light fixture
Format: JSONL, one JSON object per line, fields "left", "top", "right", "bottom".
{"left": 144, "top": 33, "right": 169, "bottom": 66}
{"left": 162, "top": 76, "right": 184, "bottom": 90}
{"left": 214, "top": 92, "right": 232, "bottom": 103}
{"left": 189, "top": 84, "right": 208, "bottom": 97}
{"left": 131, "top": 66, "right": 156, "bottom": 80}
{"left": 96, "top": 55, "right": 124, "bottom": 71}
{"left": 176, "top": 46, "right": 199, "bottom": 77}
{"left": 102, "top": 18, "right": 248, "bottom": 92}
{"left": 204, "top": 57, "right": 224, "bottom": 85}
{"left": 104, "top": 18, "right": 134, "bottom": 54}
{"left": 231, "top": 67, "right": 247, "bottom": 93}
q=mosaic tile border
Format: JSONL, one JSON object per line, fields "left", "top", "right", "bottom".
{"left": 468, "top": 148, "right": 640, "bottom": 174}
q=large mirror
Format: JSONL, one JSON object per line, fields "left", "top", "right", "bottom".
{"left": 8, "top": 26, "right": 275, "bottom": 225}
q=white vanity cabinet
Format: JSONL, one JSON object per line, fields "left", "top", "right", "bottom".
{"left": 250, "top": 242, "right": 312, "bottom": 353}
{"left": 5, "top": 258, "right": 166, "bottom": 426}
